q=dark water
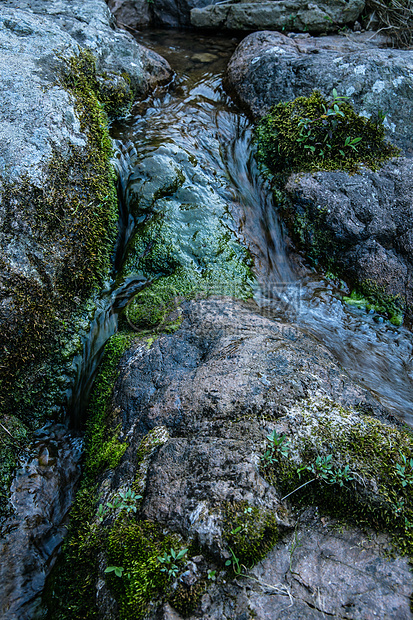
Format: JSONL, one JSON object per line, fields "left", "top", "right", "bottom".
{"left": 3, "top": 27, "right": 413, "bottom": 620}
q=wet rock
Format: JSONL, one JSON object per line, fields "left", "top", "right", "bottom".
{"left": 0, "top": 0, "right": 171, "bottom": 423}
{"left": 0, "top": 424, "right": 83, "bottom": 620}
{"left": 191, "top": 0, "right": 364, "bottom": 33}
{"left": 225, "top": 30, "right": 413, "bottom": 317}
{"left": 86, "top": 297, "right": 412, "bottom": 618}
{"left": 225, "top": 30, "right": 413, "bottom": 151}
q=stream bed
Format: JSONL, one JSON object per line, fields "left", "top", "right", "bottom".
{"left": 2, "top": 27, "right": 413, "bottom": 619}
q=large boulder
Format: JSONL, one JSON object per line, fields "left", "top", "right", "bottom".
{"left": 191, "top": 0, "right": 364, "bottom": 32}
{"left": 0, "top": 0, "right": 171, "bottom": 431}
{"left": 225, "top": 30, "right": 413, "bottom": 151}
{"left": 0, "top": 4, "right": 172, "bottom": 601}
{"left": 48, "top": 298, "right": 413, "bottom": 618}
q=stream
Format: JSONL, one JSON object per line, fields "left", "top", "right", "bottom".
{"left": 2, "top": 27, "right": 413, "bottom": 620}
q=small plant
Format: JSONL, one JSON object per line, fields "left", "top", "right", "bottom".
{"left": 281, "top": 454, "right": 354, "bottom": 501}
{"left": 157, "top": 547, "right": 188, "bottom": 579}
{"left": 97, "top": 488, "right": 142, "bottom": 521}
{"left": 395, "top": 453, "right": 413, "bottom": 487}
{"left": 262, "top": 430, "right": 291, "bottom": 467}
{"left": 207, "top": 569, "right": 216, "bottom": 581}
{"left": 225, "top": 547, "right": 242, "bottom": 575}
{"left": 105, "top": 566, "right": 125, "bottom": 578}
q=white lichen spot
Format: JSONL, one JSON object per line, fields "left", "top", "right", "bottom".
{"left": 251, "top": 56, "right": 261, "bottom": 65}
{"left": 393, "top": 76, "right": 404, "bottom": 88}
{"left": 264, "top": 46, "right": 286, "bottom": 55}
{"left": 346, "top": 86, "right": 355, "bottom": 97}
{"left": 354, "top": 65, "right": 366, "bottom": 75}
{"left": 333, "top": 57, "right": 343, "bottom": 64}
{"left": 383, "top": 116, "right": 396, "bottom": 133}
{"left": 372, "top": 80, "right": 386, "bottom": 94}
{"left": 359, "top": 109, "right": 371, "bottom": 119}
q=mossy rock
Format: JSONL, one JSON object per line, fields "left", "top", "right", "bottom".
{"left": 223, "top": 501, "right": 278, "bottom": 569}
{"left": 255, "top": 90, "right": 400, "bottom": 175}
{"left": 262, "top": 396, "right": 413, "bottom": 557}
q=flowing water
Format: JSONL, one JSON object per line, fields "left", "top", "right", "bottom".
{"left": 3, "top": 27, "right": 413, "bottom": 619}
{"left": 114, "top": 29, "right": 413, "bottom": 422}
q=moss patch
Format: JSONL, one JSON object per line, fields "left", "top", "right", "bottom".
{"left": 262, "top": 396, "right": 413, "bottom": 557}
{"left": 223, "top": 501, "right": 278, "bottom": 569}
{"left": 255, "top": 90, "right": 399, "bottom": 175}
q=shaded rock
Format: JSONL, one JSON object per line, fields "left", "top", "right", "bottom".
{"left": 107, "top": 0, "right": 152, "bottom": 30}
{"left": 191, "top": 0, "right": 364, "bottom": 33}
{"left": 0, "top": 424, "right": 83, "bottom": 620}
{"left": 225, "top": 30, "right": 413, "bottom": 151}
{"left": 283, "top": 157, "right": 413, "bottom": 315}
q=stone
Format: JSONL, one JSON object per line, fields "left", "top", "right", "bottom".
{"left": 107, "top": 0, "right": 152, "bottom": 30}
{"left": 84, "top": 297, "right": 411, "bottom": 618}
{"left": 283, "top": 158, "right": 413, "bottom": 315}
{"left": 191, "top": 0, "right": 365, "bottom": 32}
{"left": 225, "top": 30, "right": 413, "bottom": 316}
{"left": 225, "top": 30, "right": 413, "bottom": 151}
{"left": 0, "top": 0, "right": 172, "bottom": 425}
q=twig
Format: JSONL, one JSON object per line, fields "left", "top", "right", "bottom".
{"left": 281, "top": 478, "right": 316, "bottom": 501}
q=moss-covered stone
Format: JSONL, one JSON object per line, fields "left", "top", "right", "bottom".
{"left": 0, "top": 48, "right": 135, "bottom": 517}
{"left": 262, "top": 396, "right": 413, "bottom": 557}
{"left": 45, "top": 334, "right": 191, "bottom": 620}
{"left": 255, "top": 90, "right": 400, "bottom": 175}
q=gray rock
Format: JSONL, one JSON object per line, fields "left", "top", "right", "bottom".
{"left": 284, "top": 158, "right": 413, "bottom": 314}
{"left": 225, "top": 30, "right": 413, "bottom": 315}
{"left": 225, "top": 30, "right": 413, "bottom": 151}
{"left": 191, "top": 0, "right": 365, "bottom": 32}
{"left": 107, "top": 0, "right": 152, "bottom": 30}
{"left": 0, "top": 0, "right": 171, "bottom": 424}
{"left": 90, "top": 297, "right": 411, "bottom": 618}
{"left": 152, "top": 0, "right": 219, "bottom": 27}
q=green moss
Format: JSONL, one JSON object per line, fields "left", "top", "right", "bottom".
{"left": 262, "top": 397, "right": 413, "bottom": 557}
{"left": 0, "top": 416, "right": 29, "bottom": 516}
{"left": 343, "top": 286, "right": 404, "bottom": 325}
{"left": 255, "top": 90, "right": 400, "bottom": 175}
{"left": 223, "top": 501, "right": 278, "bottom": 569}
{"left": 0, "top": 48, "right": 131, "bottom": 517}
{"left": 168, "top": 581, "right": 206, "bottom": 616}
{"left": 84, "top": 332, "right": 134, "bottom": 482}
{"left": 105, "top": 519, "right": 181, "bottom": 620}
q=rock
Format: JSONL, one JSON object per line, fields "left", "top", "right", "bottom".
{"left": 191, "top": 0, "right": 365, "bottom": 33}
{"left": 191, "top": 509, "right": 413, "bottom": 619}
{"left": 225, "top": 30, "right": 413, "bottom": 151}
{"left": 0, "top": 0, "right": 171, "bottom": 426}
{"left": 152, "top": 0, "right": 218, "bottom": 27}
{"left": 225, "top": 30, "right": 413, "bottom": 317}
{"left": 283, "top": 158, "right": 413, "bottom": 316}
{"left": 57, "top": 297, "right": 413, "bottom": 618}
{"left": 0, "top": 424, "right": 83, "bottom": 620}
{"left": 107, "top": 0, "right": 152, "bottom": 30}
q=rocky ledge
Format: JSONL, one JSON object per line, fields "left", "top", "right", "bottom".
{"left": 48, "top": 298, "right": 413, "bottom": 619}
{"left": 226, "top": 30, "right": 413, "bottom": 323}
{"left": 191, "top": 0, "right": 364, "bottom": 33}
